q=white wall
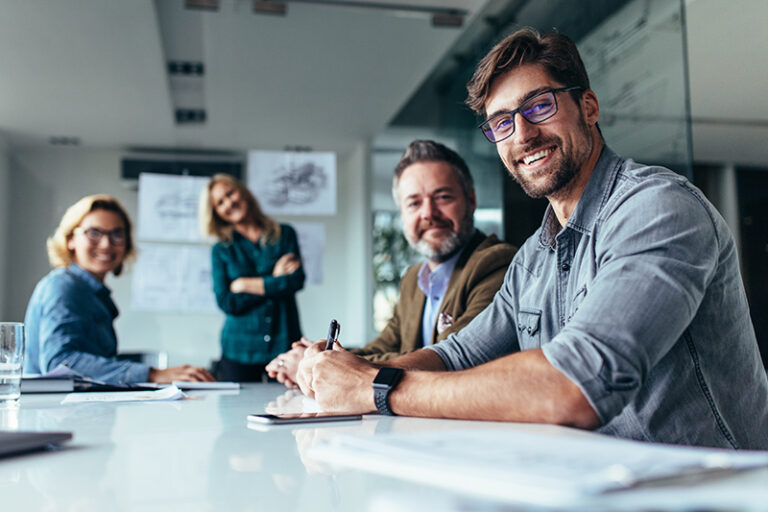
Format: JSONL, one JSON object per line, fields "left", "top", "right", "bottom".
{"left": 291, "top": 143, "right": 374, "bottom": 345}
{"left": 6, "top": 143, "right": 372, "bottom": 367}
{"left": 0, "top": 134, "right": 10, "bottom": 320}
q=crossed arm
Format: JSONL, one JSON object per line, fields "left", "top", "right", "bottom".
{"left": 228, "top": 253, "right": 301, "bottom": 295}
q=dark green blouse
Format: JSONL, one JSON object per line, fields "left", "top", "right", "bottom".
{"left": 211, "top": 224, "right": 304, "bottom": 364}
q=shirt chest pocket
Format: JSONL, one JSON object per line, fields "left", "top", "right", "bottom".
{"left": 516, "top": 309, "right": 541, "bottom": 348}
{"left": 566, "top": 285, "right": 588, "bottom": 323}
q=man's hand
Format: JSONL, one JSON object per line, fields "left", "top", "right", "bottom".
{"left": 296, "top": 342, "right": 379, "bottom": 413}
{"left": 266, "top": 340, "right": 311, "bottom": 388}
{"left": 148, "top": 365, "right": 216, "bottom": 383}
{"left": 273, "top": 253, "right": 301, "bottom": 277}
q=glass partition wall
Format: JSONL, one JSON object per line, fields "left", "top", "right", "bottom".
{"left": 369, "top": 0, "right": 692, "bottom": 334}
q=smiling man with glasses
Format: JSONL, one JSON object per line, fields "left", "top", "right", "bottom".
{"left": 479, "top": 85, "right": 582, "bottom": 144}
{"left": 296, "top": 28, "right": 768, "bottom": 449}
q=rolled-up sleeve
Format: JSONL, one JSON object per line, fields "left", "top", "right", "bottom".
{"left": 542, "top": 179, "right": 718, "bottom": 424}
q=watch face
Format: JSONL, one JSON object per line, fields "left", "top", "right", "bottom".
{"left": 373, "top": 367, "right": 403, "bottom": 387}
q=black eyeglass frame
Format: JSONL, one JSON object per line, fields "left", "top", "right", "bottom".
{"left": 478, "top": 86, "right": 584, "bottom": 143}
{"left": 73, "top": 227, "right": 128, "bottom": 246}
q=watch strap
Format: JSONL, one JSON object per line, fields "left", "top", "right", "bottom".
{"left": 372, "top": 367, "right": 403, "bottom": 416}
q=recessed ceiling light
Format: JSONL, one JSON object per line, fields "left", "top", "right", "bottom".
{"left": 48, "top": 136, "right": 81, "bottom": 146}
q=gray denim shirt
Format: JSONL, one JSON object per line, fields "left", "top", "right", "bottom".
{"left": 429, "top": 146, "right": 768, "bottom": 449}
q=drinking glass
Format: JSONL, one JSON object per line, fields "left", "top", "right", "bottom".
{"left": 0, "top": 323, "right": 25, "bottom": 405}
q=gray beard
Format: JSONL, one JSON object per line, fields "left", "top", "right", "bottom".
{"left": 408, "top": 216, "right": 475, "bottom": 263}
{"left": 412, "top": 230, "right": 464, "bottom": 262}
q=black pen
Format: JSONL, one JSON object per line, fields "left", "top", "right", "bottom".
{"left": 325, "top": 319, "right": 340, "bottom": 350}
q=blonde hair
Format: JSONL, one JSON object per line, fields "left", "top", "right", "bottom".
{"left": 47, "top": 194, "right": 135, "bottom": 276}
{"left": 199, "top": 173, "right": 281, "bottom": 244}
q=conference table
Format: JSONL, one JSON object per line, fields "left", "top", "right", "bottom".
{"left": 1, "top": 383, "right": 767, "bottom": 511}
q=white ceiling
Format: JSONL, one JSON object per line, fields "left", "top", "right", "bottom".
{"left": 0, "top": 0, "right": 488, "bottom": 155}
{"left": 1, "top": 0, "right": 766, "bottom": 168}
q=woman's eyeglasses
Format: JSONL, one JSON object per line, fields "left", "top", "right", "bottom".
{"left": 73, "top": 227, "right": 127, "bottom": 246}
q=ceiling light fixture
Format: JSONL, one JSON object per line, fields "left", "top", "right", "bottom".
{"left": 184, "top": 0, "right": 219, "bottom": 11}
{"left": 252, "top": 0, "right": 466, "bottom": 27}
{"left": 253, "top": 1, "right": 287, "bottom": 15}
{"left": 48, "top": 136, "right": 81, "bottom": 146}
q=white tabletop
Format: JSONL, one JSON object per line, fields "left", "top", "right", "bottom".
{"left": 1, "top": 384, "right": 766, "bottom": 511}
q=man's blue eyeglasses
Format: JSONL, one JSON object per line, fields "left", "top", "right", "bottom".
{"left": 479, "top": 86, "right": 583, "bottom": 143}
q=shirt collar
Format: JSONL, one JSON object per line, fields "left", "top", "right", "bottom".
{"left": 67, "top": 263, "right": 111, "bottom": 295}
{"left": 417, "top": 249, "right": 462, "bottom": 296}
{"left": 538, "top": 145, "right": 623, "bottom": 248}
{"left": 67, "top": 264, "right": 119, "bottom": 318}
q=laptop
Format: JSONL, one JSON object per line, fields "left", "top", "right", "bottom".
{"left": 0, "top": 431, "right": 73, "bottom": 458}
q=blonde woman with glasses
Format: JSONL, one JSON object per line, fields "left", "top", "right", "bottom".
{"left": 24, "top": 194, "right": 215, "bottom": 384}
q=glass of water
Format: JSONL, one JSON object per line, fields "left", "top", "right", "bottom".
{"left": 0, "top": 323, "right": 24, "bottom": 405}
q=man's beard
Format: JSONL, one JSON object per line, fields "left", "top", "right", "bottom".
{"left": 407, "top": 209, "right": 475, "bottom": 263}
{"left": 508, "top": 115, "right": 591, "bottom": 199}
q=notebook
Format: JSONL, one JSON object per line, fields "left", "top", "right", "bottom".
{"left": 0, "top": 431, "right": 73, "bottom": 458}
{"left": 21, "top": 376, "right": 75, "bottom": 393}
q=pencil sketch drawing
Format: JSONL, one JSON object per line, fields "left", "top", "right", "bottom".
{"left": 265, "top": 161, "right": 328, "bottom": 207}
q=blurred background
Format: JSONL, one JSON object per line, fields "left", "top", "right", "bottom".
{"left": 1, "top": 0, "right": 766, "bottom": 368}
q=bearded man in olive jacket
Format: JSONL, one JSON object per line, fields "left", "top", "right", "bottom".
{"left": 267, "top": 140, "right": 515, "bottom": 384}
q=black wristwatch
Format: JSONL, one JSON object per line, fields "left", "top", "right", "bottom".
{"left": 372, "top": 367, "right": 404, "bottom": 416}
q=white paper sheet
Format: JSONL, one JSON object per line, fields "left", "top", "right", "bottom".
{"left": 137, "top": 381, "right": 240, "bottom": 390}
{"left": 61, "top": 385, "right": 186, "bottom": 404}
{"left": 172, "top": 381, "right": 239, "bottom": 390}
{"left": 309, "top": 428, "right": 768, "bottom": 506}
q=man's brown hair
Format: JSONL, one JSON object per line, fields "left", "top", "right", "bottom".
{"left": 466, "top": 27, "right": 591, "bottom": 115}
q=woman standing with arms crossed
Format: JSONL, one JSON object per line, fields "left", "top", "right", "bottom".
{"left": 200, "top": 174, "right": 305, "bottom": 382}
{"left": 24, "top": 194, "right": 215, "bottom": 384}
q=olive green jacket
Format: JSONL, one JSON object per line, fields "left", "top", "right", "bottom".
{"left": 352, "top": 230, "right": 516, "bottom": 361}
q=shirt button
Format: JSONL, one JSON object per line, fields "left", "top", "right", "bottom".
{"left": 264, "top": 335, "right": 271, "bottom": 342}
{"left": 561, "top": 263, "right": 570, "bottom": 271}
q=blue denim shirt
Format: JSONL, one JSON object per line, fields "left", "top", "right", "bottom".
{"left": 211, "top": 224, "right": 304, "bottom": 364}
{"left": 23, "top": 264, "right": 150, "bottom": 383}
{"left": 429, "top": 146, "right": 768, "bottom": 449}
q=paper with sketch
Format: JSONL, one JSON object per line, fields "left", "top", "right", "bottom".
{"left": 61, "top": 385, "right": 186, "bottom": 404}
{"left": 130, "top": 242, "right": 217, "bottom": 312}
{"left": 308, "top": 428, "right": 768, "bottom": 506}
{"left": 247, "top": 150, "right": 337, "bottom": 216}
{"left": 137, "top": 173, "right": 209, "bottom": 242}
